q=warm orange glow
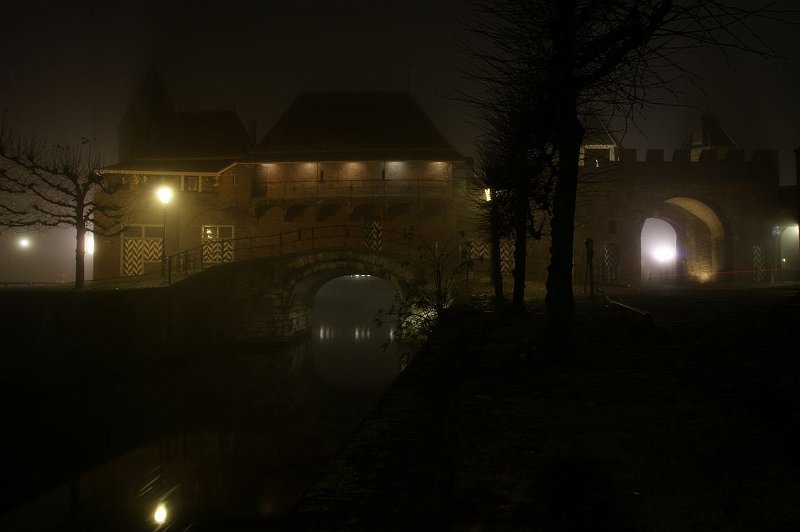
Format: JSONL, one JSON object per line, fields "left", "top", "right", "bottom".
{"left": 156, "top": 186, "right": 173, "bottom": 205}
{"left": 153, "top": 502, "right": 168, "bottom": 525}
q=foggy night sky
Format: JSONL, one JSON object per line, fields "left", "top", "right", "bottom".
{"left": 2, "top": 0, "right": 800, "bottom": 282}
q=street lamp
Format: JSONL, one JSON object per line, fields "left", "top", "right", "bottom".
{"left": 156, "top": 186, "right": 173, "bottom": 275}
{"left": 772, "top": 224, "right": 782, "bottom": 283}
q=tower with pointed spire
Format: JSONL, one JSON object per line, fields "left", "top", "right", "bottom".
{"left": 118, "top": 67, "right": 177, "bottom": 162}
{"left": 681, "top": 111, "right": 741, "bottom": 162}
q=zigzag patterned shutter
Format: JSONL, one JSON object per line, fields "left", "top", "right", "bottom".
{"left": 500, "top": 239, "right": 514, "bottom": 273}
{"left": 470, "top": 241, "right": 490, "bottom": 261}
{"left": 122, "top": 225, "right": 163, "bottom": 276}
{"left": 202, "top": 240, "right": 235, "bottom": 264}
{"left": 604, "top": 243, "right": 619, "bottom": 284}
{"left": 362, "top": 218, "right": 383, "bottom": 251}
{"left": 753, "top": 245, "right": 766, "bottom": 282}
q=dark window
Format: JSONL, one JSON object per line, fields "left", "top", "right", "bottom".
{"left": 144, "top": 226, "right": 163, "bottom": 239}
{"left": 608, "top": 220, "right": 617, "bottom": 235}
{"left": 185, "top": 175, "right": 199, "bottom": 192}
{"left": 201, "top": 176, "right": 219, "bottom": 192}
{"left": 123, "top": 225, "right": 143, "bottom": 238}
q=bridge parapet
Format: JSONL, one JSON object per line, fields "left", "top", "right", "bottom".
{"left": 163, "top": 224, "right": 419, "bottom": 284}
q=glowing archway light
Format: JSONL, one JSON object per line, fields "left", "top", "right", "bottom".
{"left": 652, "top": 245, "right": 676, "bottom": 264}
{"left": 153, "top": 502, "right": 168, "bottom": 525}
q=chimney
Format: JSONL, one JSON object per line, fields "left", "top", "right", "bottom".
{"left": 248, "top": 120, "right": 257, "bottom": 147}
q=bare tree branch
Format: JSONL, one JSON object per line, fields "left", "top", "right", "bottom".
{"left": 0, "top": 116, "right": 127, "bottom": 288}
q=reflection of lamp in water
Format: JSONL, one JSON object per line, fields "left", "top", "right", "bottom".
{"left": 153, "top": 502, "right": 168, "bottom": 525}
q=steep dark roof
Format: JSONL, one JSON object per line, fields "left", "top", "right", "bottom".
{"left": 150, "top": 110, "right": 250, "bottom": 158}
{"left": 251, "top": 92, "right": 463, "bottom": 161}
{"left": 582, "top": 115, "right": 618, "bottom": 146}
{"left": 682, "top": 112, "right": 741, "bottom": 151}
{"left": 119, "top": 109, "right": 250, "bottom": 161}
{"left": 118, "top": 69, "right": 250, "bottom": 162}
{"left": 119, "top": 67, "right": 175, "bottom": 128}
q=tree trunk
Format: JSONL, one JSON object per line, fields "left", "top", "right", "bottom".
{"left": 545, "top": 0, "right": 582, "bottom": 339}
{"left": 511, "top": 178, "right": 529, "bottom": 312}
{"left": 489, "top": 189, "right": 505, "bottom": 307}
{"left": 545, "top": 109, "right": 583, "bottom": 331}
{"left": 75, "top": 224, "right": 85, "bottom": 290}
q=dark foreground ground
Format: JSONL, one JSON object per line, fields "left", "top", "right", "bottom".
{"left": 289, "top": 284, "right": 800, "bottom": 531}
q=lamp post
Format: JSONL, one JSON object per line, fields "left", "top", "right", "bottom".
{"left": 156, "top": 186, "right": 173, "bottom": 276}
{"left": 772, "top": 224, "right": 782, "bottom": 284}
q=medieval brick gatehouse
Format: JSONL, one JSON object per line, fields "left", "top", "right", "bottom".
{"left": 96, "top": 71, "right": 468, "bottom": 279}
{"left": 97, "top": 72, "right": 785, "bottom": 287}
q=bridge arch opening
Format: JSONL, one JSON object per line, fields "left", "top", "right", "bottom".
{"left": 641, "top": 218, "right": 678, "bottom": 284}
{"left": 311, "top": 274, "right": 400, "bottom": 390}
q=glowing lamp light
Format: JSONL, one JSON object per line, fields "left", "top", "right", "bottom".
{"left": 153, "top": 502, "right": 168, "bottom": 525}
{"left": 86, "top": 234, "right": 95, "bottom": 255}
{"left": 651, "top": 245, "right": 676, "bottom": 264}
{"left": 483, "top": 188, "right": 492, "bottom": 202}
{"left": 156, "top": 186, "right": 173, "bottom": 205}
{"left": 18, "top": 237, "right": 30, "bottom": 248}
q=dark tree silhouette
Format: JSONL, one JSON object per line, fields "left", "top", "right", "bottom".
{"left": 0, "top": 119, "right": 125, "bottom": 288}
{"left": 463, "top": 0, "right": 789, "bottom": 336}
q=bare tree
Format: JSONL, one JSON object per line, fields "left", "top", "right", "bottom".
{"left": 463, "top": 0, "right": 789, "bottom": 336}
{"left": 462, "top": 66, "right": 558, "bottom": 312}
{"left": 0, "top": 117, "right": 124, "bottom": 288}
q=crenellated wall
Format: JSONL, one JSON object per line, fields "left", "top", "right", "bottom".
{"left": 569, "top": 148, "right": 780, "bottom": 285}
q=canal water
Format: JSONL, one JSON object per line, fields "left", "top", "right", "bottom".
{"left": 1, "top": 275, "right": 400, "bottom": 531}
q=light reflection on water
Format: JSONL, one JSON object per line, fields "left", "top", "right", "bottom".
{"left": 1, "top": 276, "right": 399, "bottom": 531}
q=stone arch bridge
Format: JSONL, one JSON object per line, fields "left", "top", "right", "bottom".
{"left": 161, "top": 225, "right": 463, "bottom": 343}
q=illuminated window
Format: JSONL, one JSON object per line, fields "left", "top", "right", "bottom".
{"left": 202, "top": 225, "right": 234, "bottom": 240}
